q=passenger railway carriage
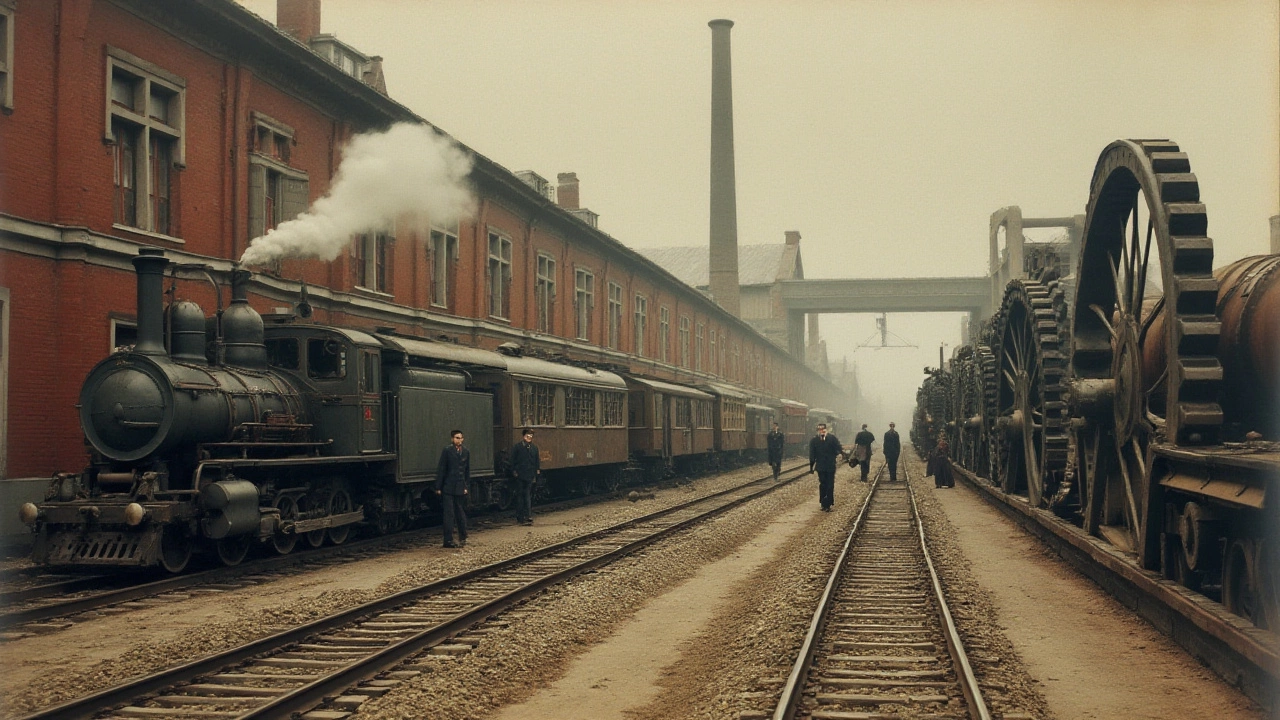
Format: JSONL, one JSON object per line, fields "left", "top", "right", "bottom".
{"left": 20, "top": 251, "right": 821, "bottom": 573}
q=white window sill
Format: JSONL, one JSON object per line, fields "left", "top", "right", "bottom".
{"left": 113, "top": 224, "right": 185, "bottom": 244}
{"left": 352, "top": 285, "right": 393, "bottom": 299}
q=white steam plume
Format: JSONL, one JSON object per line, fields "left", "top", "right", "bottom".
{"left": 239, "top": 123, "right": 474, "bottom": 267}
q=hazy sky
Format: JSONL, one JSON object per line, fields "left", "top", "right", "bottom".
{"left": 239, "top": 0, "right": 1278, "bottom": 429}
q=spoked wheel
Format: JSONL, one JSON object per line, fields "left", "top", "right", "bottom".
{"left": 326, "top": 489, "right": 353, "bottom": 545}
{"left": 272, "top": 495, "right": 299, "bottom": 555}
{"left": 215, "top": 534, "right": 252, "bottom": 567}
{"left": 158, "top": 525, "right": 193, "bottom": 574}
{"left": 301, "top": 494, "right": 327, "bottom": 548}
{"left": 1070, "top": 139, "right": 1222, "bottom": 562}
{"left": 993, "top": 279, "right": 1069, "bottom": 508}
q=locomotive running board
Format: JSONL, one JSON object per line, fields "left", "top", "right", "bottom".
{"left": 286, "top": 508, "right": 365, "bottom": 535}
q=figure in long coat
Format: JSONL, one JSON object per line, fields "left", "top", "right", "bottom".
{"left": 766, "top": 422, "right": 786, "bottom": 481}
{"left": 927, "top": 438, "right": 955, "bottom": 489}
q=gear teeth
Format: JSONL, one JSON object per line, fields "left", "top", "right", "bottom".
{"left": 1156, "top": 173, "right": 1200, "bottom": 203}
{"left": 1171, "top": 237, "right": 1214, "bottom": 274}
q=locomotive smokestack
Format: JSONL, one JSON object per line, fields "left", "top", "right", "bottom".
{"left": 708, "top": 19, "right": 741, "bottom": 317}
{"left": 132, "top": 247, "right": 170, "bottom": 356}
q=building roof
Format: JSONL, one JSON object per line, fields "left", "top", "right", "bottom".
{"left": 637, "top": 244, "right": 795, "bottom": 289}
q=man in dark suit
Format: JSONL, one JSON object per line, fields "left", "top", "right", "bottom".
{"left": 853, "top": 424, "right": 876, "bottom": 482}
{"left": 766, "top": 421, "right": 786, "bottom": 481}
{"left": 808, "top": 423, "right": 845, "bottom": 511}
{"left": 435, "top": 429, "right": 470, "bottom": 548}
{"left": 883, "top": 422, "right": 902, "bottom": 481}
{"left": 509, "top": 428, "right": 540, "bottom": 525}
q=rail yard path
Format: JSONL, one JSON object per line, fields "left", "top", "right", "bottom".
{"left": 930, "top": 472, "right": 1264, "bottom": 720}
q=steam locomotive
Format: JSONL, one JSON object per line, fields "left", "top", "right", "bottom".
{"left": 20, "top": 248, "right": 845, "bottom": 572}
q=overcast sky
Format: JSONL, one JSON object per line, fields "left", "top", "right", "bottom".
{"left": 240, "top": 0, "right": 1278, "bottom": 430}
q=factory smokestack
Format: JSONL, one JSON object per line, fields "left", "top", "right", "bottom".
{"left": 708, "top": 19, "right": 741, "bottom": 317}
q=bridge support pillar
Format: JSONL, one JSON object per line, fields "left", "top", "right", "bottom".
{"left": 787, "top": 310, "right": 806, "bottom": 360}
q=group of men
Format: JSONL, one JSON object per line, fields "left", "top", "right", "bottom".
{"left": 765, "top": 420, "right": 908, "bottom": 512}
{"left": 433, "top": 427, "right": 542, "bottom": 549}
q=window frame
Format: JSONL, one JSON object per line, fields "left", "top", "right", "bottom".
{"left": 429, "top": 226, "right": 459, "bottom": 310}
{"left": 0, "top": 4, "right": 14, "bottom": 111}
{"left": 535, "top": 253, "right": 557, "bottom": 334}
{"left": 695, "top": 322, "right": 705, "bottom": 371}
{"left": 353, "top": 230, "right": 394, "bottom": 294}
{"left": 678, "top": 315, "right": 691, "bottom": 368}
{"left": 659, "top": 306, "right": 670, "bottom": 363}
{"left": 633, "top": 294, "right": 647, "bottom": 357}
{"left": 564, "top": 386, "right": 598, "bottom": 427}
{"left": 574, "top": 268, "right": 595, "bottom": 341}
{"left": 519, "top": 381, "right": 557, "bottom": 427}
{"left": 105, "top": 47, "right": 186, "bottom": 238}
{"left": 487, "top": 231, "right": 513, "bottom": 320}
{"left": 607, "top": 281, "right": 623, "bottom": 350}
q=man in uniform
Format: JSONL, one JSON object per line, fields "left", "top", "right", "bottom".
{"left": 808, "top": 423, "right": 845, "bottom": 511}
{"left": 509, "top": 428, "right": 540, "bottom": 525}
{"left": 435, "top": 429, "right": 470, "bottom": 548}
{"left": 883, "top": 422, "right": 902, "bottom": 481}
{"left": 767, "top": 421, "right": 786, "bottom": 481}
{"left": 853, "top": 424, "right": 876, "bottom": 482}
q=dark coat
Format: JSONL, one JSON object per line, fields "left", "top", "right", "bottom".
{"left": 854, "top": 429, "right": 875, "bottom": 449}
{"left": 435, "top": 444, "right": 470, "bottom": 495}
{"left": 766, "top": 429, "right": 785, "bottom": 463}
{"left": 927, "top": 443, "right": 955, "bottom": 486}
{"left": 510, "top": 441, "right": 541, "bottom": 480}
{"left": 883, "top": 429, "right": 901, "bottom": 458}
{"left": 809, "top": 434, "right": 844, "bottom": 473}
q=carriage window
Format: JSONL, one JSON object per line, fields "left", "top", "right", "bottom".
{"left": 602, "top": 392, "right": 625, "bottom": 427}
{"left": 360, "top": 350, "right": 379, "bottom": 393}
{"left": 674, "top": 398, "right": 692, "bottom": 429}
{"left": 723, "top": 400, "right": 745, "bottom": 431}
{"left": 565, "top": 387, "right": 597, "bottom": 427}
{"left": 265, "top": 338, "right": 300, "bottom": 370}
{"left": 519, "top": 382, "right": 556, "bottom": 426}
{"left": 307, "top": 337, "right": 346, "bottom": 379}
{"left": 696, "top": 400, "right": 714, "bottom": 429}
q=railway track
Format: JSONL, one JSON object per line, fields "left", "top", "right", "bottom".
{"left": 0, "top": 461, "right": 769, "bottom": 635}
{"left": 20, "top": 463, "right": 809, "bottom": 720}
{"left": 772, "top": 462, "right": 992, "bottom": 720}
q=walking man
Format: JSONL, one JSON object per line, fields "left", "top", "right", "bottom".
{"left": 853, "top": 424, "right": 876, "bottom": 482}
{"left": 928, "top": 438, "right": 956, "bottom": 488}
{"left": 767, "top": 421, "right": 786, "bottom": 481}
{"left": 808, "top": 423, "right": 845, "bottom": 511}
{"left": 883, "top": 422, "right": 901, "bottom": 482}
{"left": 435, "top": 429, "right": 470, "bottom": 548}
{"left": 509, "top": 428, "right": 540, "bottom": 525}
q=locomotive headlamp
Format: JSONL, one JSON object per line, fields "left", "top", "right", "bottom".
{"left": 18, "top": 503, "right": 40, "bottom": 525}
{"left": 124, "top": 503, "right": 148, "bottom": 527}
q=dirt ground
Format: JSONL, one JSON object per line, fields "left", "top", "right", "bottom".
{"left": 930, "top": 476, "right": 1264, "bottom": 720}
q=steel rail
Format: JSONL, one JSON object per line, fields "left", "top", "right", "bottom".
{"left": 906, "top": 467, "right": 992, "bottom": 720}
{"left": 20, "top": 463, "right": 809, "bottom": 720}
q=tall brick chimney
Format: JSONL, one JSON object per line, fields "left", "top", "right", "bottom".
{"left": 557, "top": 172, "right": 580, "bottom": 210}
{"left": 708, "top": 19, "right": 741, "bottom": 317}
{"left": 785, "top": 230, "right": 801, "bottom": 246}
{"left": 278, "top": 0, "right": 322, "bottom": 43}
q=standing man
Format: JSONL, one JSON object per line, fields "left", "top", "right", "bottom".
{"left": 883, "top": 422, "right": 902, "bottom": 482}
{"left": 928, "top": 437, "right": 956, "bottom": 488}
{"left": 854, "top": 424, "right": 876, "bottom": 482}
{"left": 767, "top": 421, "right": 786, "bottom": 481}
{"left": 435, "top": 429, "right": 470, "bottom": 548}
{"left": 509, "top": 427, "right": 540, "bottom": 525}
{"left": 808, "top": 423, "right": 845, "bottom": 511}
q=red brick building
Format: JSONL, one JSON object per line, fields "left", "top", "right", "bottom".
{"left": 0, "top": 0, "right": 850, "bottom": 503}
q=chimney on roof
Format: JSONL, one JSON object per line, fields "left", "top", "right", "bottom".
{"left": 278, "top": 0, "right": 322, "bottom": 43}
{"left": 785, "top": 230, "right": 801, "bottom": 246}
{"left": 363, "top": 56, "right": 387, "bottom": 95}
{"left": 708, "top": 19, "right": 741, "bottom": 317}
{"left": 557, "top": 172, "right": 580, "bottom": 210}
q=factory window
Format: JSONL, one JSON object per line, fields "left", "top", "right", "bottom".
{"left": 678, "top": 316, "right": 690, "bottom": 368}
{"left": 353, "top": 231, "right": 393, "bottom": 293}
{"left": 536, "top": 254, "right": 556, "bottom": 334}
{"left": 430, "top": 228, "right": 458, "bottom": 310}
{"left": 607, "top": 282, "right": 623, "bottom": 350}
{"left": 487, "top": 232, "right": 513, "bottom": 320}
{"left": 307, "top": 337, "right": 347, "bottom": 380}
{"left": 109, "top": 318, "right": 137, "bottom": 353}
{"left": 674, "top": 397, "right": 692, "bottom": 429}
{"left": 719, "top": 336, "right": 726, "bottom": 376}
{"left": 659, "top": 307, "right": 670, "bottom": 363}
{"left": 696, "top": 400, "right": 714, "bottom": 429}
{"left": 265, "top": 338, "right": 300, "bottom": 370}
{"left": 519, "top": 382, "right": 556, "bottom": 427}
{"left": 0, "top": 5, "right": 12, "bottom": 110}
{"left": 709, "top": 330, "right": 717, "bottom": 374}
{"left": 248, "top": 113, "right": 308, "bottom": 254}
{"left": 602, "top": 392, "right": 625, "bottom": 427}
{"left": 653, "top": 392, "right": 664, "bottom": 429}
{"left": 633, "top": 295, "right": 647, "bottom": 357}
{"left": 574, "top": 269, "right": 594, "bottom": 341}
{"left": 695, "top": 322, "right": 705, "bottom": 372}
{"left": 733, "top": 343, "right": 741, "bottom": 380}
{"left": 565, "top": 387, "right": 597, "bottom": 427}
{"left": 106, "top": 48, "right": 184, "bottom": 236}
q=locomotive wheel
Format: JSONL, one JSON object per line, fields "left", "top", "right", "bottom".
{"left": 216, "top": 534, "right": 252, "bottom": 567}
{"left": 301, "top": 494, "right": 327, "bottom": 548}
{"left": 1071, "top": 140, "right": 1223, "bottom": 561}
{"left": 272, "top": 495, "right": 299, "bottom": 555}
{"left": 1161, "top": 531, "right": 1203, "bottom": 591}
{"left": 327, "top": 489, "right": 353, "bottom": 545}
{"left": 159, "top": 525, "right": 193, "bottom": 574}
{"left": 994, "top": 279, "right": 1069, "bottom": 507}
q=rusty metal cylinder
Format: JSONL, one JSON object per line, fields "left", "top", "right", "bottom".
{"left": 1141, "top": 255, "right": 1280, "bottom": 439}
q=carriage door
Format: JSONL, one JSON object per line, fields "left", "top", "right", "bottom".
{"left": 359, "top": 349, "right": 382, "bottom": 452}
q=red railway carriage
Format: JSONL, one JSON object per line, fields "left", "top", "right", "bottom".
{"left": 702, "top": 382, "right": 749, "bottom": 454}
{"left": 746, "top": 402, "right": 777, "bottom": 460}
{"left": 779, "top": 398, "right": 810, "bottom": 453}
{"left": 624, "top": 376, "right": 715, "bottom": 467}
